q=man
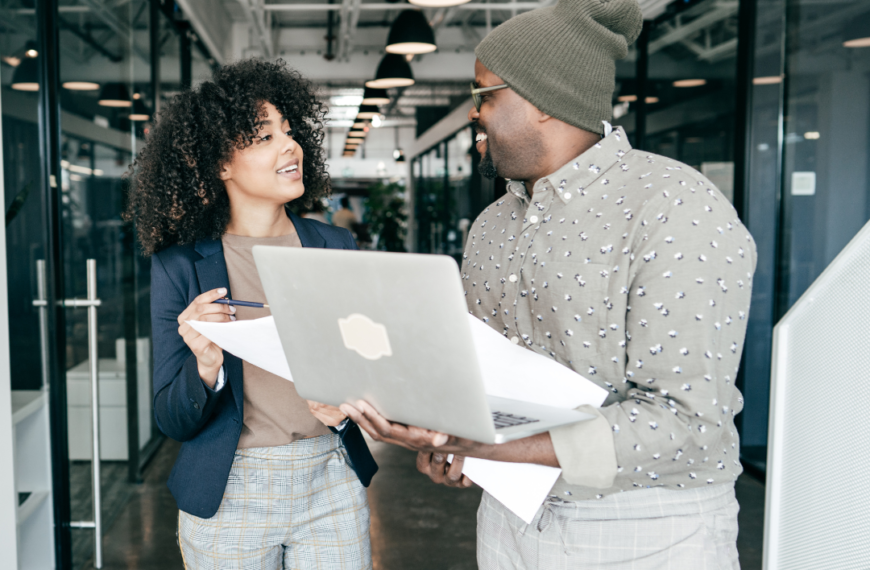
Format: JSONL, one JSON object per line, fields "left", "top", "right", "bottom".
{"left": 342, "top": 0, "right": 756, "bottom": 567}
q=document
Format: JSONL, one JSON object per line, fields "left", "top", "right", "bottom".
{"left": 188, "top": 316, "right": 293, "bottom": 382}
{"left": 188, "top": 314, "right": 608, "bottom": 525}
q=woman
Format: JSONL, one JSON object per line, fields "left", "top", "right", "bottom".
{"left": 124, "top": 59, "right": 377, "bottom": 569}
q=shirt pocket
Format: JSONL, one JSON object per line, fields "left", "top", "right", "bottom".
{"left": 530, "top": 262, "right": 614, "bottom": 355}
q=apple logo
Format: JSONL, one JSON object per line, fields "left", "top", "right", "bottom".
{"left": 338, "top": 313, "right": 393, "bottom": 360}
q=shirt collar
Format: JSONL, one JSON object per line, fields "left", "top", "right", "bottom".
{"left": 505, "top": 126, "right": 632, "bottom": 206}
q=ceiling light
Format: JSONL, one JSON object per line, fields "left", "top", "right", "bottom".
{"left": 645, "top": 96, "right": 659, "bottom": 104}
{"left": 618, "top": 95, "right": 637, "bottom": 102}
{"left": 362, "top": 87, "right": 390, "bottom": 106}
{"left": 11, "top": 57, "right": 39, "bottom": 91}
{"left": 352, "top": 122, "right": 367, "bottom": 129}
{"left": 843, "top": 20, "right": 870, "bottom": 48}
{"left": 371, "top": 115, "right": 383, "bottom": 128}
{"left": 366, "top": 54, "right": 415, "bottom": 89}
{"left": 24, "top": 41, "right": 38, "bottom": 58}
{"left": 804, "top": 131, "right": 821, "bottom": 140}
{"left": 63, "top": 81, "right": 100, "bottom": 91}
{"left": 348, "top": 131, "right": 367, "bottom": 138}
{"left": 98, "top": 83, "right": 132, "bottom": 107}
{"left": 409, "top": 0, "right": 471, "bottom": 6}
{"left": 673, "top": 79, "right": 707, "bottom": 88}
{"left": 127, "top": 99, "right": 150, "bottom": 121}
{"left": 2, "top": 56, "right": 20, "bottom": 67}
{"left": 356, "top": 105, "right": 381, "bottom": 119}
{"left": 753, "top": 76, "right": 783, "bottom": 85}
{"left": 386, "top": 10, "right": 436, "bottom": 55}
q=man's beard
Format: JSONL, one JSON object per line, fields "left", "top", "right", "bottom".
{"left": 478, "top": 146, "right": 498, "bottom": 180}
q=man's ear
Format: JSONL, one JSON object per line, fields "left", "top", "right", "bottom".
{"left": 537, "top": 110, "right": 553, "bottom": 123}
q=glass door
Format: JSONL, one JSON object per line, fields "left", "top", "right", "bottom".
{"left": 2, "top": 0, "right": 161, "bottom": 567}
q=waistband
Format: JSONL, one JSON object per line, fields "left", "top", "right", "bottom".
{"left": 543, "top": 482, "right": 737, "bottom": 520}
{"left": 234, "top": 433, "right": 342, "bottom": 460}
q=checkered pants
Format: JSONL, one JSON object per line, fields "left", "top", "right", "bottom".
{"left": 478, "top": 483, "right": 740, "bottom": 569}
{"left": 178, "top": 434, "right": 371, "bottom": 570}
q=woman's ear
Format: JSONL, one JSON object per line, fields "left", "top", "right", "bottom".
{"left": 218, "top": 163, "right": 232, "bottom": 181}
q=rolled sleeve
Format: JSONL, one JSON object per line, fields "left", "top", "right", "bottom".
{"left": 549, "top": 405, "right": 618, "bottom": 488}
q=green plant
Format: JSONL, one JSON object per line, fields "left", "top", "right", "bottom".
{"left": 365, "top": 181, "right": 407, "bottom": 252}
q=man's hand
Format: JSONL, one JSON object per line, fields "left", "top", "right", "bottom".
{"left": 339, "top": 400, "right": 485, "bottom": 456}
{"left": 417, "top": 452, "right": 473, "bottom": 488}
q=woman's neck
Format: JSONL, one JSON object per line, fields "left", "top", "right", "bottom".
{"left": 225, "top": 200, "right": 295, "bottom": 238}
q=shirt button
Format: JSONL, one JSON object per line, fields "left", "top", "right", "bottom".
{"left": 509, "top": 274, "right": 518, "bottom": 283}
{"left": 529, "top": 215, "right": 539, "bottom": 224}
{"left": 511, "top": 336, "right": 520, "bottom": 344}
{"left": 193, "top": 402, "right": 200, "bottom": 410}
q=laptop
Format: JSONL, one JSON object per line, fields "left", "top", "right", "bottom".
{"left": 252, "top": 246, "right": 594, "bottom": 444}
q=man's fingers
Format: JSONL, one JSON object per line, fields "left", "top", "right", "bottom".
{"left": 446, "top": 455, "right": 465, "bottom": 483}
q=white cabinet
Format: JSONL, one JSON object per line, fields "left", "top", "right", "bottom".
{"left": 12, "top": 389, "right": 54, "bottom": 570}
{"left": 66, "top": 338, "right": 151, "bottom": 461}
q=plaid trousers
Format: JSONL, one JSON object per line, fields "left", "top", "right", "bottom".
{"left": 178, "top": 434, "right": 371, "bottom": 570}
{"left": 478, "top": 483, "right": 740, "bottom": 570}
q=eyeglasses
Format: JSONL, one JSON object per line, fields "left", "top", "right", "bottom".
{"left": 471, "top": 82, "right": 508, "bottom": 112}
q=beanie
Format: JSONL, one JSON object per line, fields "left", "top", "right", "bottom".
{"left": 475, "top": 0, "right": 643, "bottom": 135}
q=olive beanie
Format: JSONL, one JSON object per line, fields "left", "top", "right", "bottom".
{"left": 475, "top": 0, "right": 643, "bottom": 135}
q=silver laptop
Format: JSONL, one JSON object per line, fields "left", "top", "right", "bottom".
{"left": 252, "top": 246, "right": 594, "bottom": 444}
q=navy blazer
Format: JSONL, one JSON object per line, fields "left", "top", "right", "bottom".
{"left": 151, "top": 211, "right": 378, "bottom": 518}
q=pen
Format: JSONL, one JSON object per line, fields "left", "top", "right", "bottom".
{"left": 213, "top": 298, "right": 269, "bottom": 309}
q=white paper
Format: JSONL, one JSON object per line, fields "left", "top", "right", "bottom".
{"left": 188, "top": 313, "right": 609, "bottom": 525}
{"left": 187, "top": 316, "right": 293, "bottom": 382}
{"left": 461, "top": 314, "right": 608, "bottom": 524}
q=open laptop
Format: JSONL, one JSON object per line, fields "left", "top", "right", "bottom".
{"left": 252, "top": 246, "right": 594, "bottom": 444}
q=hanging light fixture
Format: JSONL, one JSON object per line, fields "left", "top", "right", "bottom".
{"left": 366, "top": 54, "right": 415, "bottom": 89}
{"left": 348, "top": 130, "right": 367, "bottom": 138}
{"left": 98, "top": 83, "right": 132, "bottom": 107}
{"left": 409, "top": 0, "right": 471, "bottom": 6}
{"left": 63, "top": 81, "right": 100, "bottom": 91}
{"left": 127, "top": 99, "right": 150, "bottom": 121}
{"left": 11, "top": 56, "right": 39, "bottom": 91}
{"left": 843, "top": 19, "right": 870, "bottom": 48}
{"left": 386, "top": 10, "right": 437, "bottom": 55}
{"left": 356, "top": 105, "right": 381, "bottom": 120}
{"left": 361, "top": 87, "right": 390, "bottom": 106}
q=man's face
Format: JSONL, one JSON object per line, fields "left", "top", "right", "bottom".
{"left": 469, "top": 59, "right": 545, "bottom": 181}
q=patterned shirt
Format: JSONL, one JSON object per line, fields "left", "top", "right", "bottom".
{"left": 462, "top": 127, "right": 757, "bottom": 500}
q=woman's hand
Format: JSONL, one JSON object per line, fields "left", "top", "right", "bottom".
{"left": 307, "top": 401, "right": 348, "bottom": 427}
{"left": 177, "top": 287, "right": 235, "bottom": 387}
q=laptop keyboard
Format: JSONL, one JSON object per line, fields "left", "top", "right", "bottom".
{"left": 491, "top": 411, "right": 540, "bottom": 430}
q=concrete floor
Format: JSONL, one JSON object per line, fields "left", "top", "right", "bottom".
{"left": 87, "top": 438, "right": 766, "bottom": 569}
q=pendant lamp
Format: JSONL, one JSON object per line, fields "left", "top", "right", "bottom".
{"left": 356, "top": 105, "right": 381, "bottom": 120}
{"left": 362, "top": 87, "right": 390, "bottom": 106}
{"left": 128, "top": 99, "right": 150, "bottom": 121}
{"left": 98, "top": 83, "right": 132, "bottom": 107}
{"left": 843, "top": 19, "right": 870, "bottom": 48}
{"left": 366, "top": 54, "right": 414, "bottom": 89}
{"left": 11, "top": 56, "right": 39, "bottom": 91}
{"left": 63, "top": 81, "right": 100, "bottom": 91}
{"left": 386, "top": 10, "right": 436, "bottom": 55}
{"left": 409, "top": 0, "right": 470, "bottom": 6}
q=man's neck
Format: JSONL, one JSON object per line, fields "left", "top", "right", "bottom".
{"left": 521, "top": 129, "right": 602, "bottom": 194}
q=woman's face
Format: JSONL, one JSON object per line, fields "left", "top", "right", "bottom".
{"left": 220, "top": 102, "right": 305, "bottom": 205}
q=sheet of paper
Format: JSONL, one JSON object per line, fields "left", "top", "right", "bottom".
{"left": 187, "top": 317, "right": 293, "bottom": 382}
{"left": 461, "top": 314, "right": 609, "bottom": 524}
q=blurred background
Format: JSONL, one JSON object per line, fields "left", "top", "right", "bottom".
{"left": 0, "top": 0, "right": 867, "bottom": 568}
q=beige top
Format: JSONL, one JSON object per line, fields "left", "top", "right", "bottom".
{"left": 462, "top": 126, "right": 757, "bottom": 500}
{"left": 221, "top": 232, "right": 331, "bottom": 449}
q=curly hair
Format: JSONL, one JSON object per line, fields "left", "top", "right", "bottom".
{"left": 124, "top": 58, "right": 329, "bottom": 256}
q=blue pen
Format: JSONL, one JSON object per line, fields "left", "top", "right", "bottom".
{"left": 213, "top": 298, "right": 269, "bottom": 309}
